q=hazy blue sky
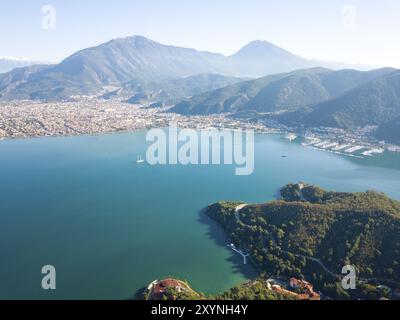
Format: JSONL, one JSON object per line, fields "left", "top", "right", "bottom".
{"left": 1, "top": 0, "right": 399, "bottom": 67}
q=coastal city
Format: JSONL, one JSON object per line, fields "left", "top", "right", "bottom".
{"left": 2, "top": 0, "right": 400, "bottom": 309}
{"left": 1, "top": 99, "right": 399, "bottom": 159}
{"left": 0, "top": 99, "right": 272, "bottom": 139}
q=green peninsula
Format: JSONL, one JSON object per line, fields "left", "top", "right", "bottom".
{"left": 205, "top": 183, "right": 400, "bottom": 300}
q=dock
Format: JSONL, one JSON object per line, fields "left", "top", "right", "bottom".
{"left": 228, "top": 243, "right": 249, "bottom": 264}
{"left": 344, "top": 145, "right": 365, "bottom": 153}
{"left": 362, "top": 148, "right": 384, "bottom": 156}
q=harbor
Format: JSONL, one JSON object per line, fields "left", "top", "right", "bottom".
{"left": 298, "top": 136, "right": 390, "bottom": 159}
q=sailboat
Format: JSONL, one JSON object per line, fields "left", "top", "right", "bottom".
{"left": 136, "top": 155, "right": 145, "bottom": 163}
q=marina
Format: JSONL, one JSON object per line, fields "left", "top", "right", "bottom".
{"left": 300, "top": 137, "right": 393, "bottom": 159}
{"left": 362, "top": 148, "right": 385, "bottom": 156}
{"left": 344, "top": 146, "right": 365, "bottom": 153}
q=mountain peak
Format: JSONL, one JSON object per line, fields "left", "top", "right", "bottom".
{"left": 1, "top": 36, "right": 383, "bottom": 100}
{"left": 232, "top": 40, "right": 294, "bottom": 60}
{"left": 242, "top": 40, "right": 277, "bottom": 49}
{"left": 106, "top": 35, "right": 157, "bottom": 47}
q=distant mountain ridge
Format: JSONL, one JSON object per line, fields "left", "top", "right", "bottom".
{"left": 291, "top": 70, "right": 400, "bottom": 128}
{"left": 123, "top": 73, "right": 246, "bottom": 105}
{"left": 278, "top": 70, "right": 400, "bottom": 143}
{"left": 171, "top": 67, "right": 395, "bottom": 115}
{"left": 0, "top": 57, "right": 47, "bottom": 73}
{"left": 0, "top": 36, "right": 374, "bottom": 101}
{"left": 171, "top": 67, "right": 400, "bottom": 144}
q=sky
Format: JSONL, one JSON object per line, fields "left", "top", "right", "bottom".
{"left": 1, "top": 0, "right": 399, "bottom": 68}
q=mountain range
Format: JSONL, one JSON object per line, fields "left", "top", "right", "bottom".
{"left": 122, "top": 73, "right": 246, "bottom": 106}
{"left": 171, "top": 67, "right": 400, "bottom": 144}
{"left": 278, "top": 70, "right": 400, "bottom": 142}
{"left": 171, "top": 67, "right": 395, "bottom": 114}
{"left": 280, "top": 71, "right": 400, "bottom": 129}
{"left": 1, "top": 35, "right": 398, "bottom": 144}
{"left": 0, "top": 56, "right": 45, "bottom": 73}
{"left": 0, "top": 35, "right": 372, "bottom": 101}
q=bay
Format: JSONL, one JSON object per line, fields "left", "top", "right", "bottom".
{"left": 0, "top": 130, "right": 399, "bottom": 299}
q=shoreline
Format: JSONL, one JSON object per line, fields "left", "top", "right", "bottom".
{"left": 0, "top": 127, "right": 151, "bottom": 142}
{"left": 0, "top": 124, "right": 280, "bottom": 142}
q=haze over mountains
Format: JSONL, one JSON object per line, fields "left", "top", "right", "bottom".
{"left": 0, "top": 35, "right": 372, "bottom": 101}
{"left": 171, "top": 68, "right": 395, "bottom": 115}
{"left": 280, "top": 70, "right": 400, "bottom": 129}
{"left": 172, "top": 67, "right": 400, "bottom": 144}
{"left": 123, "top": 73, "right": 246, "bottom": 106}
{"left": 0, "top": 56, "right": 45, "bottom": 73}
{"left": 1, "top": 35, "right": 398, "bottom": 144}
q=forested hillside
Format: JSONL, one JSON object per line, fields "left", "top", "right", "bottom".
{"left": 206, "top": 184, "right": 400, "bottom": 299}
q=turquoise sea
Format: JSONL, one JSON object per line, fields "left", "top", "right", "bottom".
{"left": 0, "top": 130, "right": 399, "bottom": 299}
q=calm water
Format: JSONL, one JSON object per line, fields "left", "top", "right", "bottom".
{"left": 0, "top": 131, "right": 399, "bottom": 299}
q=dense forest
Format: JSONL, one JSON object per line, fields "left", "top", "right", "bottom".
{"left": 376, "top": 116, "right": 400, "bottom": 145}
{"left": 206, "top": 183, "right": 400, "bottom": 299}
{"left": 212, "top": 279, "right": 298, "bottom": 300}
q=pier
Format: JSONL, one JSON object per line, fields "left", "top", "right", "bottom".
{"left": 228, "top": 243, "right": 249, "bottom": 264}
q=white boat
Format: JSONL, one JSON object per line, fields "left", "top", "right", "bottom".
{"left": 285, "top": 133, "right": 297, "bottom": 142}
{"left": 136, "top": 155, "right": 145, "bottom": 163}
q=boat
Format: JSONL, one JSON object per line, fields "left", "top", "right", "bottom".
{"left": 136, "top": 155, "right": 145, "bottom": 163}
{"left": 285, "top": 133, "right": 297, "bottom": 142}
